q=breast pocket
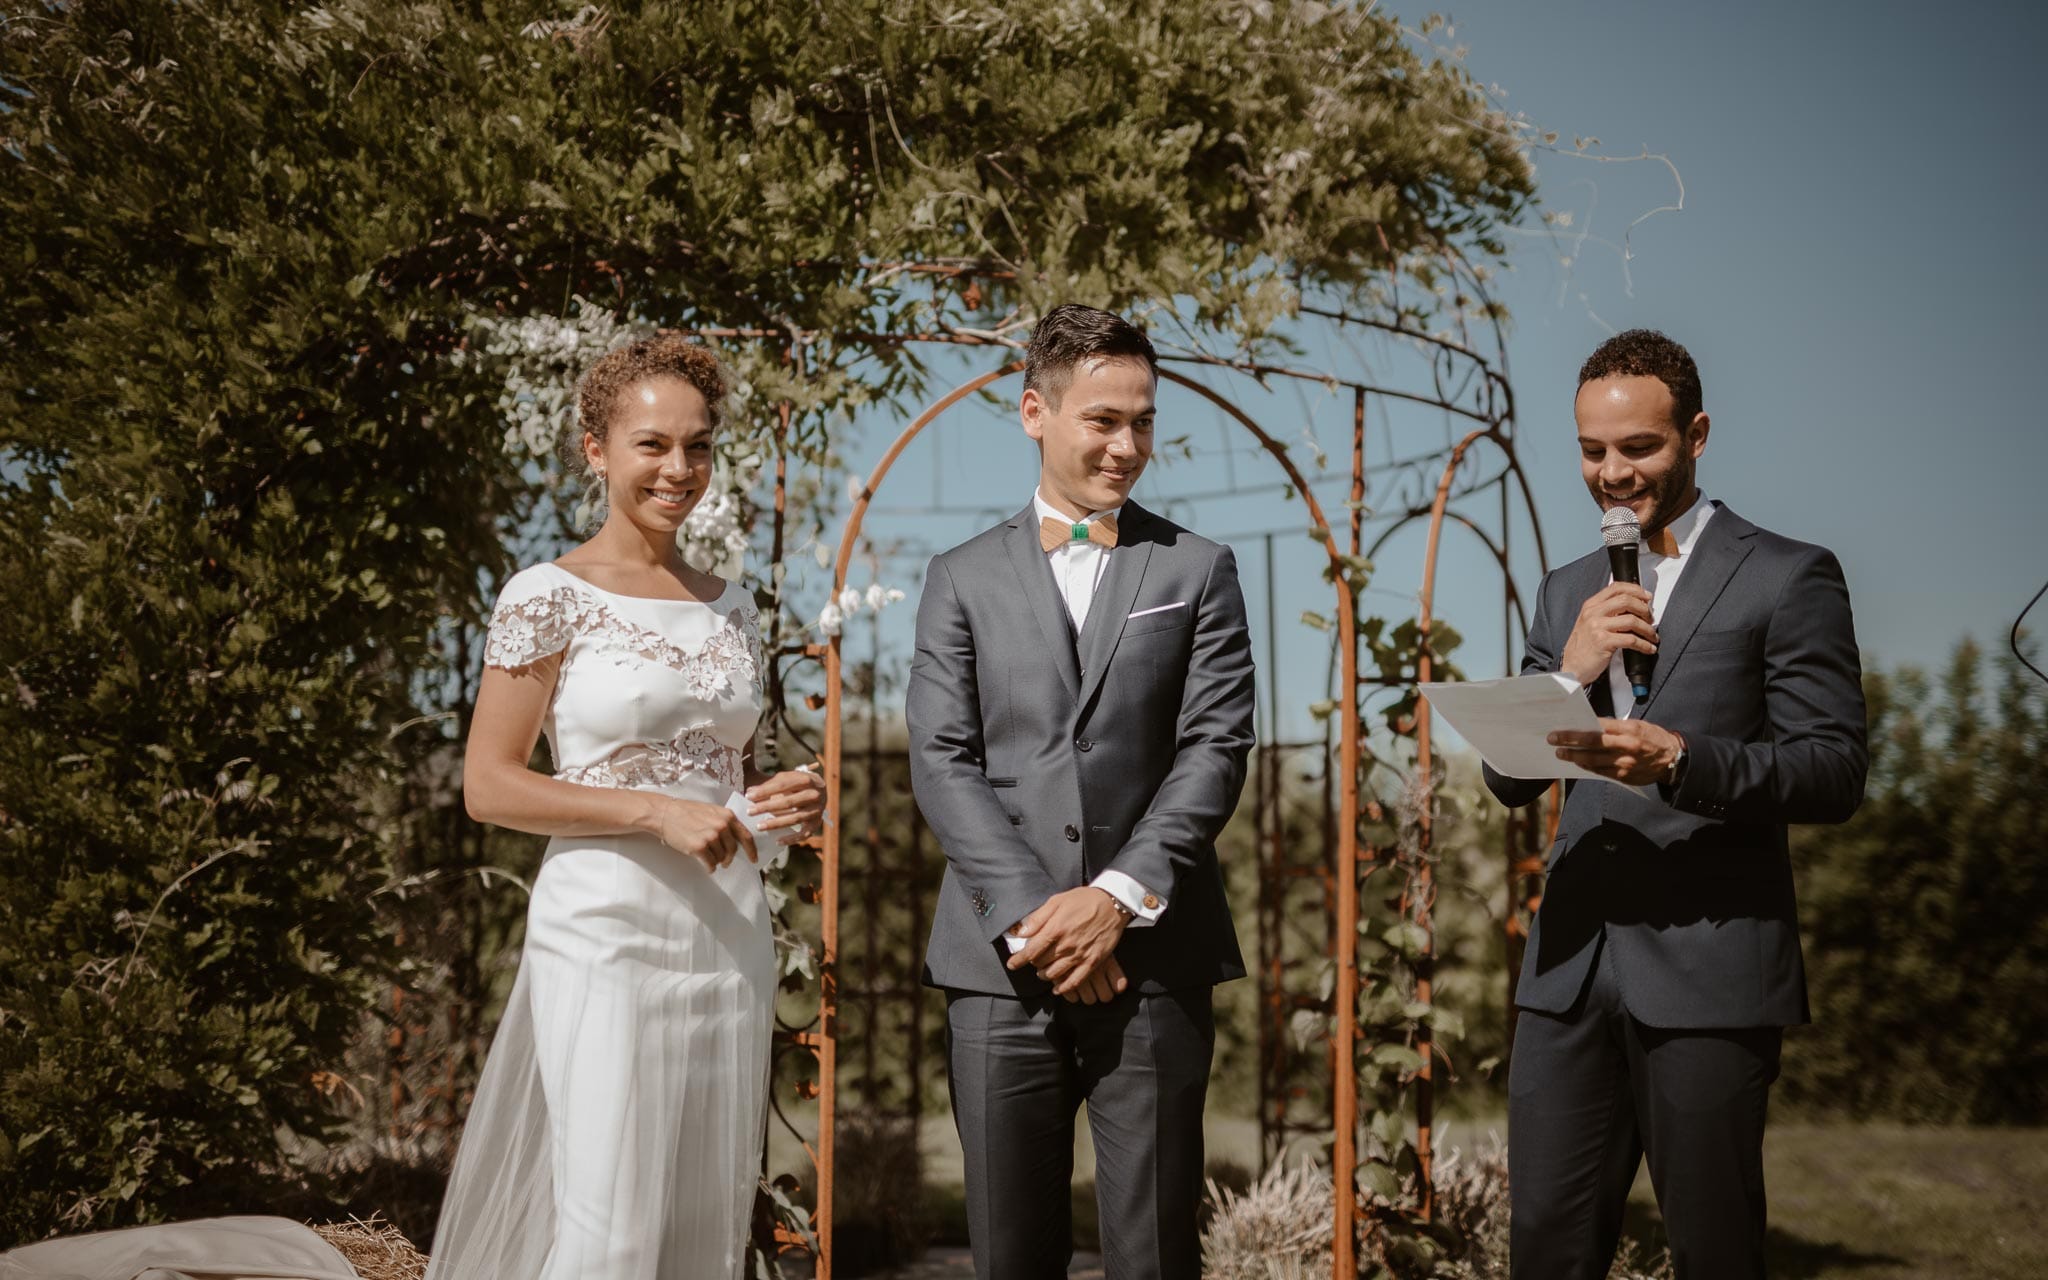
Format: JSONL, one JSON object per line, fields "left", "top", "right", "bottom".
{"left": 1122, "top": 608, "right": 1193, "bottom": 640}
{"left": 1687, "top": 626, "right": 1757, "bottom": 654}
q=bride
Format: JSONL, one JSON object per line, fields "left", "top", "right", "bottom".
{"left": 426, "top": 336, "right": 821, "bottom": 1280}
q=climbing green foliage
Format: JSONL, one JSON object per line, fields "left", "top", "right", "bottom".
{"left": 0, "top": 0, "right": 1534, "bottom": 1238}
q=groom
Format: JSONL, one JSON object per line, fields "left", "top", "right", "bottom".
{"left": 908, "top": 304, "right": 1256, "bottom": 1278}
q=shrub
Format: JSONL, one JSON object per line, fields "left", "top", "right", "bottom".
{"left": 1199, "top": 1144, "right": 1674, "bottom": 1280}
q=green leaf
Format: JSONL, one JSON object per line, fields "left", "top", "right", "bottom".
{"left": 1381, "top": 921, "right": 1431, "bottom": 959}
{"left": 1355, "top": 1159, "right": 1402, "bottom": 1202}
{"left": 1371, "top": 1043, "right": 1425, "bottom": 1073}
{"left": 1290, "top": 1008, "right": 1328, "bottom": 1053}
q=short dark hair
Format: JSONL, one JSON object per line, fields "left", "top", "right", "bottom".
{"left": 1023, "top": 303, "right": 1158, "bottom": 407}
{"left": 1577, "top": 329, "right": 1703, "bottom": 426}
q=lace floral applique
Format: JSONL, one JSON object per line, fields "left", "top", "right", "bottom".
{"left": 557, "top": 725, "right": 744, "bottom": 793}
{"left": 484, "top": 587, "right": 587, "bottom": 669}
{"left": 666, "top": 609, "right": 762, "bottom": 701}
{"left": 484, "top": 582, "right": 762, "bottom": 700}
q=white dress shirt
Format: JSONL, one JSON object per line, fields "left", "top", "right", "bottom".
{"left": 1003, "top": 489, "right": 1166, "bottom": 952}
{"left": 1606, "top": 492, "right": 1718, "bottom": 720}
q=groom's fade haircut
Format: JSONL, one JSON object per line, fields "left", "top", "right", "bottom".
{"left": 1577, "top": 329, "right": 1704, "bottom": 427}
{"left": 1023, "top": 303, "right": 1159, "bottom": 409}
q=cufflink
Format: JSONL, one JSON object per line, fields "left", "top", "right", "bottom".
{"left": 1142, "top": 894, "right": 1160, "bottom": 910}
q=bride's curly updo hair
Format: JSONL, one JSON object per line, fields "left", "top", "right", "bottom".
{"left": 566, "top": 334, "right": 733, "bottom": 478}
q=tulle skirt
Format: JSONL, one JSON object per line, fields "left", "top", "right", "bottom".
{"left": 426, "top": 802, "right": 776, "bottom": 1280}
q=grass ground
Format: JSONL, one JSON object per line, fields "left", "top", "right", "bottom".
{"left": 776, "top": 1114, "right": 2048, "bottom": 1278}
{"left": 1695, "top": 1122, "right": 2048, "bottom": 1280}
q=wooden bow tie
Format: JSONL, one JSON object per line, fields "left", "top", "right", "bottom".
{"left": 1040, "top": 513, "right": 1118, "bottom": 553}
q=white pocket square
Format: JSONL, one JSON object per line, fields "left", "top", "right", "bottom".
{"left": 1127, "top": 601, "right": 1187, "bottom": 619}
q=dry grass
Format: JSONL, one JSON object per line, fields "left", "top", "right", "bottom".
{"left": 310, "top": 1215, "right": 428, "bottom": 1280}
{"left": 1197, "top": 1142, "right": 1673, "bottom": 1280}
{"left": 1199, "top": 1159, "right": 1335, "bottom": 1279}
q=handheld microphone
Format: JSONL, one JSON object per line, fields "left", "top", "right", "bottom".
{"left": 1601, "top": 507, "right": 1654, "bottom": 701}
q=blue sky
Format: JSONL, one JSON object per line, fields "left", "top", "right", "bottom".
{"left": 819, "top": 0, "right": 2048, "bottom": 737}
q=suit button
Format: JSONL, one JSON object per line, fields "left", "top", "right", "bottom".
{"left": 1076, "top": 739, "right": 1093, "bottom": 752}
{"left": 1064, "top": 824, "right": 1080, "bottom": 841}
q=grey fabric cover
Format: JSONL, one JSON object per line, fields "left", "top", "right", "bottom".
{"left": 0, "top": 1217, "right": 357, "bottom": 1280}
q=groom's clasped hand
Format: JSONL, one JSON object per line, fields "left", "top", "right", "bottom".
{"left": 1004, "top": 886, "right": 1132, "bottom": 1003}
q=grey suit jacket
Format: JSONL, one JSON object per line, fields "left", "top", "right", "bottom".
{"left": 908, "top": 501, "right": 1256, "bottom": 996}
{"left": 1485, "top": 504, "right": 1867, "bottom": 1028}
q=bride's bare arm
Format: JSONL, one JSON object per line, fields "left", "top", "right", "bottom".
{"left": 463, "top": 657, "right": 757, "bottom": 867}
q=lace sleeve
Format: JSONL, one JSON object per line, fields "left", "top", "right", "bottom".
{"left": 484, "top": 583, "right": 578, "bottom": 669}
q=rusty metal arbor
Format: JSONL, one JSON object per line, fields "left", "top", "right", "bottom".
{"left": 716, "top": 283, "right": 1552, "bottom": 1277}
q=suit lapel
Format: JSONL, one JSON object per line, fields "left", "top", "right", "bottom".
{"left": 1003, "top": 507, "right": 1080, "bottom": 701}
{"left": 1642, "top": 505, "right": 1758, "bottom": 715}
{"left": 1074, "top": 502, "right": 1157, "bottom": 713}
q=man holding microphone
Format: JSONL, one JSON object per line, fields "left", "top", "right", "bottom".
{"left": 1485, "top": 330, "right": 1868, "bottom": 1279}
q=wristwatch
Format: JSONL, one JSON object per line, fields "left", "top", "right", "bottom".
{"left": 1663, "top": 730, "right": 1690, "bottom": 789}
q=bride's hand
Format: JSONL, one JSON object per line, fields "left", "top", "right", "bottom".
{"left": 746, "top": 766, "right": 826, "bottom": 842}
{"left": 646, "top": 797, "right": 758, "bottom": 870}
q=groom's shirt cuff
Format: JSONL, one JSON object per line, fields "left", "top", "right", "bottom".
{"left": 1091, "top": 869, "right": 1165, "bottom": 926}
{"left": 1001, "top": 872, "right": 1166, "bottom": 953}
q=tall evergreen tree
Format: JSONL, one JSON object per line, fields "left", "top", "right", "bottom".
{"left": 1785, "top": 640, "right": 2048, "bottom": 1122}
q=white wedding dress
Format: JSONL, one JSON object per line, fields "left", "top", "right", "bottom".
{"left": 426, "top": 562, "right": 776, "bottom": 1280}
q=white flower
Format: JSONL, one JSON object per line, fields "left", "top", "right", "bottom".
{"left": 470, "top": 297, "right": 637, "bottom": 463}
{"left": 864, "top": 583, "right": 905, "bottom": 611}
{"left": 837, "top": 587, "right": 863, "bottom": 613}
{"left": 816, "top": 602, "right": 844, "bottom": 636}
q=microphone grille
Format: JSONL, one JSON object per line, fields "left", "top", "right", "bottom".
{"left": 1600, "top": 506, "right": 1642, "bottom": 547}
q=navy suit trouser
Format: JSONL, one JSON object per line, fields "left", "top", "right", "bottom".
{"left": 1509, "top": 940, "right": 1783, "bottom": 1280}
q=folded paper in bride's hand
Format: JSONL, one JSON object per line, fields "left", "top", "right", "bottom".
{"left": 725, "top": 789, "right": 795, "bottom": 847}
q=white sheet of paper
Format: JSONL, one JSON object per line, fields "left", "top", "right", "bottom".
{"left": 725, "top": 789, "right": 786, "bottom": 846}
{"left": 1419, "top": 673, "right": 1608, "bottom": 783}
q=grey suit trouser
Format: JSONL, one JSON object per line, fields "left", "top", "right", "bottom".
{"left": 945, "top": 988, "right": 1214, "bottom": 1280}
{"left": 1508, "top": 943, "right": 1783, "bottom": 1280}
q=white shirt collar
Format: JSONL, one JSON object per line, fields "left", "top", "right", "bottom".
{"left": 1649, "top": 490, "right": 1717, "bottom": 559}
{"left": 1033, "top": 487, "right": 1123, "bottom": 530}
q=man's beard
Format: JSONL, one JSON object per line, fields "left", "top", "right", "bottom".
{"left": 1591, "top": 455, "right": 1695, "bottom": 539}
{"left": 1642, "top": 456, "right": 1697, "bottom": 539}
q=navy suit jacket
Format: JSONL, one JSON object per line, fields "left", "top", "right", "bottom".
{"left": 1485, "top": 504, "right": 1867, "bottom": 1028}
